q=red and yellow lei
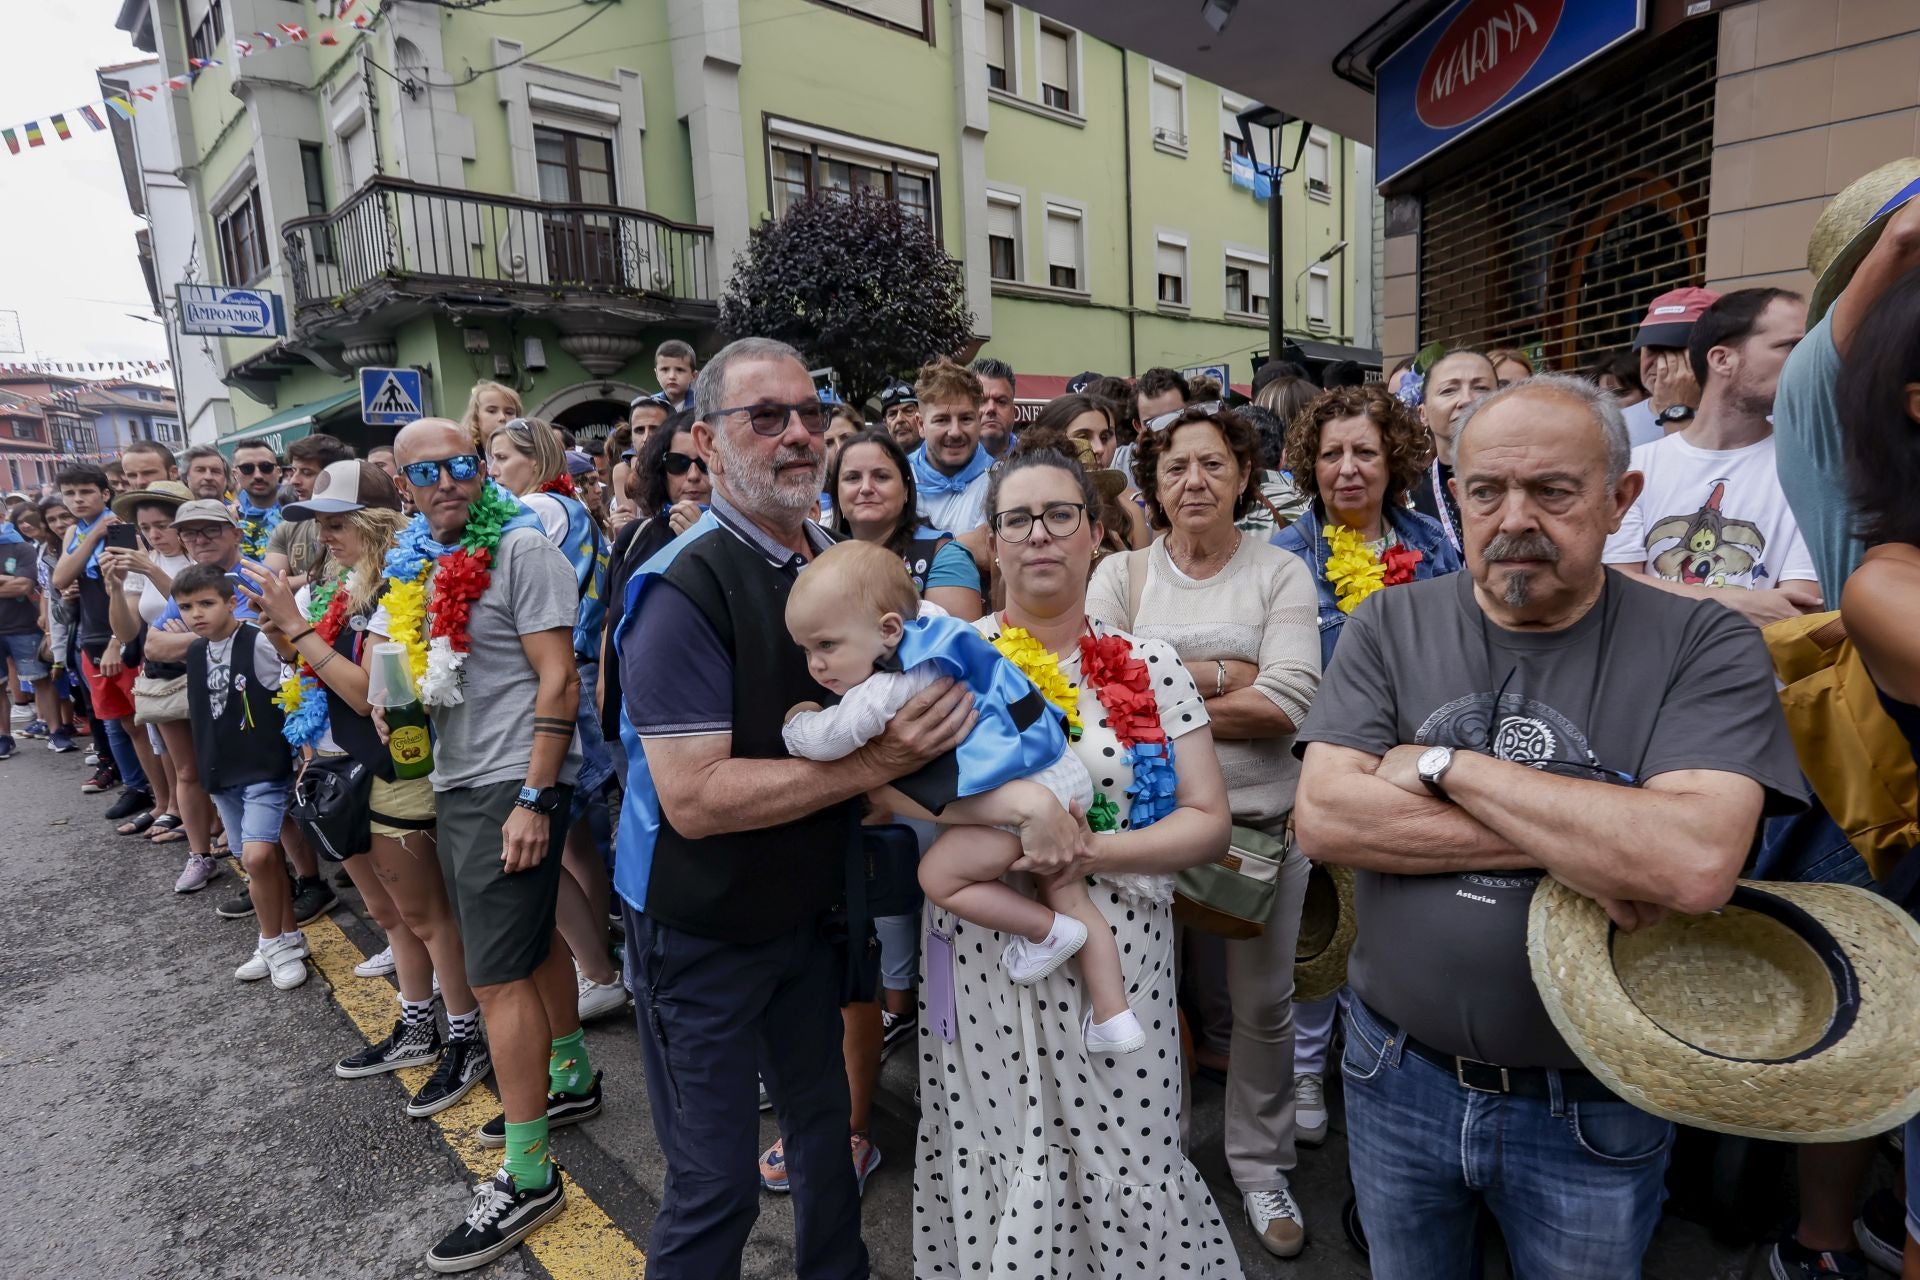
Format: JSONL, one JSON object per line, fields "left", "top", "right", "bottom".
{"left": 1324, "top": 523, "right": 1423, "bottom": 614}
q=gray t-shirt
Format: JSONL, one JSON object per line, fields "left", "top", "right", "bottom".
{"left": 1296, "top": 569, "right": 1805, "bottom": 1067}
{"left": 425, "top": 525, "right": 583, "bottom": 792}
{"left": 1773, "top": 312, "right": 1862, "bottom": 602}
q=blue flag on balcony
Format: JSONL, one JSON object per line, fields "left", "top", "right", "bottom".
{"left": 1229, "top": 154, "right": 1272, "bottom": 201}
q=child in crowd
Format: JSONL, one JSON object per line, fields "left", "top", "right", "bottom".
{"left": 173, "top": 564, "right": 305, "bottom": 990}
{"left": 653, "top": 339, "right": 696, "bottom": 410}
{"left": 460, "top": 379, "right": 522, "bottom": 455}
{"left": 782, "top": 540, "right": 1144, "bottom": 1053}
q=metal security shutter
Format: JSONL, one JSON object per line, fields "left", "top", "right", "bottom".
{"left": 1417, "top": 23, "right": 1716, "bottom": 371}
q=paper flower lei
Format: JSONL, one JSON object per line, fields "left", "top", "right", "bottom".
{"left": 1078, "top": 629, "right": 1177, "bottom": 830}
{"left": 381, "top": 482, "right": 525, "bottom": 707}
{"left": 538, "top": 474, "right": 577, "bottom": 499}
{"left": 272, "top": 576, "right": 349, "bottom": 748}
{"left": 237, "top": 502, "right": 283, "bottom": 561}
{"left": 990, "top": 626, "right": 1084, "bottom": 740}
{"left": 1324, "top": 524, "right": 1423, "bottom": 615}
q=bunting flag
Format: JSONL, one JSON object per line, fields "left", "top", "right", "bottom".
{"left": 78, "top": 105, "right": 106, "bottom": 132}
{"left": 49, "top": 114, "right": 71, "bottom": 141}
{"left": 277, "top": 22, "right": 307, "bottom": 41}
{"left": 24, "top": 122, "right": 44, "bottom": 148}
{"left": 1, "top": 128, "right": 16, "bottom": 155}
{"left": 232, "top": 38, "right": 252, "bottom": 56}
{"left": 104, "top": 98, "right": 135, "bottom": 121}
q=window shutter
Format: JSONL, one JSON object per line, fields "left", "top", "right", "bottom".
{"left": 1150, "top": 78, "right": 1180, "bottom": 135}
{"left": 1040, "top": 28, "right": 1069, "bottom": 87}
{"left": 988, "top": 199, "right": 1018, "bottom": 241}
{"left": 984, "top": 5, "right": 1005, "bottom": 69}
{"left": 1045, "top": 208, "right": 1079, "bottom": 268}
{"left": 1155, "top": 240, "right": 1184, "bottom": 280}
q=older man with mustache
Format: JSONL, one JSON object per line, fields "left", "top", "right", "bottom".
{"left": 1293, "top": 373, "right": 1807, "bottom": 1279}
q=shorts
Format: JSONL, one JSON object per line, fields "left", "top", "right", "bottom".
{"left": 2, "top": 632, "right": 50, "bottom": 681}
{"left": 436, "top": 779, "right": 572, "bottom": 987}
{"left": 370, "top": 773, "right": 436, "bottom": 840}
{"left": 79, "top": 650, "right": 138, "bottom": 721}
{"left": 210, "top": 779, "right": 290, "bottom": 848}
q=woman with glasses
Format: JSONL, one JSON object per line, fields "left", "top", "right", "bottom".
{"left": 916, "top": 431, "right": 1236, "bottom": 1278}
{"left": 487, "top": 416, "right": 627, "bottom": 1023}
{"left": 1088, "top": 402, "right": 1322, "bottom": 1258}
{"left": 824, "top": 429, "right": 982, "bottom": 619}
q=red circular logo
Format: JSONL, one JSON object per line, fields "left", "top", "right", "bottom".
{"left": 1415, "top": 0, "right": 1564, "bottom": 130}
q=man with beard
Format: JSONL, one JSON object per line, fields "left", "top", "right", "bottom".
{"left": 229, "top": 442, "right": 284, "bottom": 562}
{"left": 907, "top": 358, "right": 992, "bottom": 534}
{"left": 613, "top": 337, "right": 974, "bottom": 1277}
{"left": 968, "top": 357, "right": 1017, "bottom": 458}
{"left": 1603, "top": 288, "right": 1821, "bottom": 627}
{"left": 1409, "top": 349, "right": 1498, "bottom": 555}
{"left": 1294, "top": 373, "right": 1805, "bottom": 1280}
{"left": 880, "top": 380, "right": 921, "bottom": 452}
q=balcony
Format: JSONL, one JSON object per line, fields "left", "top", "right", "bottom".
{"left": 281, "top": 177, "right": 718, "bottom": 357}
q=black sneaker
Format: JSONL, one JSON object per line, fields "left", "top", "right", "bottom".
{"left": 103, "top": 788, "right": 153, "bottom": 821}
{"left": 214, "top": 890, "right": 256, "bottom": 920}
{"left": 291, "top": 876, "right": 340, "bottom": 926}
{"left": 880, "top": 1008, "right": 917, "bottom": 1059}
{"left": 1768, "top": 1238, "right": 1866, "bottom": 1278}
{"left": 337, "top": 1017, "right": 442, "bottom": 1079}
{"left": 408, "top": 1036, "right": 493, "bottom": 1118}
{"left": 81, "top": 764, "right": 120, "bottom": 794}
{"left": 426, "top": 1166, "right": 565, "bottom": 1274}
{"left": 1855, "top": 1189, "right": 1907, "bottom": 1272}
{"left": 476, "top": 1069, "right": 603, "bottom": 1148}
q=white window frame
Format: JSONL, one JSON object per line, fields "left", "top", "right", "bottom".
{"left": 1042, "top": 197, "right": 1087, "bottom": 295}
{"left": 1154, "top": 231, "right": 1189, "bottom": 312}
{"left": 1306, "top": 133, "right": 1332, "bottom": 202}
{"left": 1037, "top": 20, "right": 1081, "bottom": 119}
{"left": 766, "top": 117, "right": 940, "bottom": 232}
{"left": 1308, "top": 264, "right": 1332, "bottom": 329}
{"left": 1222, "top": 247, "right": 1269, "bottom": 320}
{"left": 1220, "top": 91, "right": 1252, "bottom": 172}
{"left": 1149, "top": 65, "right": 1188, "bottom": 157}
{"left": 983, "top": 1, "right": 1018, "bottom": 97}
{"left": 986, "top": 188, "right": 1024, "bottom": 283}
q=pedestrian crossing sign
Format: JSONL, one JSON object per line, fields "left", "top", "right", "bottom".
{"left": 359, "top": 367, "right": 426, "bottom": 425}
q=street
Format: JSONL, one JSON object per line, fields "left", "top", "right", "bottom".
{"left": 4, "top": 723, "right": 1759, "bottom": 1280}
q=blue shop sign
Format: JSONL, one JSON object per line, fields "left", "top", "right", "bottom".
{"left": 1376, "top": 0, "right": 1645, "bottom": 183}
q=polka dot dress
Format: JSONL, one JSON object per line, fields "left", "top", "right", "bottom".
{"left": 911, "top": 620, "right": 1242, "bottom": 1277}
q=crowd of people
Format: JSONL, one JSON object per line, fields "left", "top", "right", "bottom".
{"left": 4, "top": 175, "right": 1920, "bottom": 1280}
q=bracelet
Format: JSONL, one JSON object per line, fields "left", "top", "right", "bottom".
{"left": 286, "top": 627, "right": 317, "bottom": 645}
{"left": 1214, "top": 660, "right": 1227, "bottom": 699}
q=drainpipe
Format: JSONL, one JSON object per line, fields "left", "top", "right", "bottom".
{"left": 1120, "top": 53, "right": 1137, "bottom": 376}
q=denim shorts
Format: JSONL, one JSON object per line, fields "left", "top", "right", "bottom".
{"left": 211, "top": 780, "right": 290, "bottom": 848}
{"left": 2, "top": 631, "right": 50, "bottom": 681}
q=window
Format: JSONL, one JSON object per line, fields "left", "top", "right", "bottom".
{"left": 181, "top": 0, "right": 225, "bottom": 67}
{"left": 535, "top": 126, "right": 615, "bottom": 204}
{"left": 1155, "top": 236, "right": 1187, "bottom": 307}
{"left": 215, "top": 182, "right": 268, "bottom": 284}
{"left": 1306, "top": 133, "right": 1331, "bottom": 199}
{"left": 809, "top": 0, "right": 928, "bottom": 37}
{"left": 1044, "top": 204, "right": 1083, "bottom": 291}
{"left": 1149, "top": 69, "right": 1186, "bottom": 152}
{"left": 298, "top": 142, "right": 333, "bottom": 264}
{"left": 767, "top": 124, "right": 939, "bottom": 231}
{"left": 984, "top": 3, "right": 1011, "bottom": 92}
{"left": 1221, "top": 94, "right": 1251, "bottom": 168}
{"left": 1308, "top": 266, "right": 1331, "bottom": 327}
{"left": 1039, "top": 24, "right": 1074, "bottom": 113}
{"left": 987, "top": 194, "right": 1021, "bottom": 282}
{"left": 1224, "top": 253, "right": 1269, "bottom": 316}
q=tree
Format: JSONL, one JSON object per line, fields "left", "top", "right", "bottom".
{"left": 718, "top": 190, "right": 975, "bottom": 409}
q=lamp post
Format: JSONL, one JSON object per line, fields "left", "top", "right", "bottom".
{"left": 1294, "top": 239, "right": 1349, "bottom": 329}
{"left": 1237, "top": 105, "right": 1312, "bottom": 370}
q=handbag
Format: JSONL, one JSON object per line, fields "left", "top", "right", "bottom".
{"left": 132, "top": 673, "right": 190, "bottom": 726}
{"left": 1173, "top": 823, "right": 1287, "bottom": 940}
{"left": 289, "top": 753, "right": 375, "bottom": 863}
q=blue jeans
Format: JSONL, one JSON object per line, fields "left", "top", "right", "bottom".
{"left": 103, "top": 714, "right": 148, "bottom": 792}
{"left": 1343, "top": 997, "right": 1673, "bottom": 1279}
{"left": 1751, "top": 794, "right": 1877, "bottom": 889}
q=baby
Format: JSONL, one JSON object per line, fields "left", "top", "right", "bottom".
{"left": 783, "top": 540, "right": 1144, "bottom": 1054}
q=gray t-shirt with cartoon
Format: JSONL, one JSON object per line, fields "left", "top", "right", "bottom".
{"left": 1296, "top": 569, "right": 1805, "bottom": 1067}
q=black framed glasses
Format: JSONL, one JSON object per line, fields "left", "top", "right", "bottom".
{"left": 712, "top": 400, "right": 828, "bottom": 437}
{"left": 990, "top": 502, "right": 1086, "bottom": 543}
{"left": 235, "top": 461, "right": 278, "bottom": 476}
{"left": 401, "top": 454, "right": 483, "bottom": 487}
{"left": 662, "top": 451, "right": 709, "bottom": 477}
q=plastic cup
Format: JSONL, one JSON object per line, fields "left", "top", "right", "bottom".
{"left": 365, "top": 641, "right": 420, "bottom": 708}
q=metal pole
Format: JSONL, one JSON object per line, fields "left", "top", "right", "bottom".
{"left": 1268, "top": 165, "right": 1283, "bottom": 367}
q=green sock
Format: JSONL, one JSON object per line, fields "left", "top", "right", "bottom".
{"left": 549, "top": 1028, "right": 593, "bottom": 1097}
{"left": 501, "top": 1117, "right": 552, "bottom": 1190}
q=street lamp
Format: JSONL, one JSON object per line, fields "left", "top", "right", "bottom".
{"left": 1237, "top": 105, "right": 1313, "bottom": 370}
{"left": 1293, "top": 239, "right": 1349, "bottom": 327}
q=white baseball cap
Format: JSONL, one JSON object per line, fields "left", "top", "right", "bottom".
{"left": 285, "top": 459, "right": 403, "bottom": 519}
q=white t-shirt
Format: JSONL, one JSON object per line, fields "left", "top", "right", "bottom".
{"left": 1621, "top": 400, "right": 1664, "bottom": 448}
{"left": 125, "top": 551, "right": 195, "bottom": 625}
{"left": 1604, "top": 432, "right": 1816, "bottom": 590}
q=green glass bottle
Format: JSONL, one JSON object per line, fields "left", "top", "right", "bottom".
{"left": 385, "top": 698, "right": 435, "bottom": 780}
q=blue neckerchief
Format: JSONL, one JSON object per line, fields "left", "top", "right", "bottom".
{"left": 382, "top": 482, "right": 542, "bottom": 581}
{"left": 67, "top": 512, "right": 108, "bottom": 579}
{"left": 911, "top": 443, "right": 990, "bottom": 497}
{"left": 0, "top": 520, "right": 25, "bottom": 548}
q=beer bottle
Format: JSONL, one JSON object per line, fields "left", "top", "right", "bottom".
{"left": 367, "top": 642, "right": 435, "bottom": 779}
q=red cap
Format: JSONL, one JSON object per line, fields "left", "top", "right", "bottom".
{"left": 1632, "top": 286, "right": 1720, "bottom": 350}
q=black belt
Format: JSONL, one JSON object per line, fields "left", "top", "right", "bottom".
{"left": 1400, "top": 1034, "right": 1621, "bottom": 1103}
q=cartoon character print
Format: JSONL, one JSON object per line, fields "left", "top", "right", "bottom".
{"left": 1645, "top": 480, "right": 1766, "bottom": 588}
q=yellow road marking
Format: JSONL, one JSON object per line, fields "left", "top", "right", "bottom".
{"left": 304, "top": 915, "right": 648, "bottom": 1278}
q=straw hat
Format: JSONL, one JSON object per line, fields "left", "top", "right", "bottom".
{"left": 1528, "top": 876, "right": 1920, "bottom": 1143}
{"left": 110, "top": 479, "right": 190, "bottom": 522}
{"left": 1293, "top": 862, "right": 1356, "bottom": 1003}
{"left": 1806, "top": 157, "right": 1920, "bottom": 324}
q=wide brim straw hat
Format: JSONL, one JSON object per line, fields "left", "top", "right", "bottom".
{"left": 1293, "top": 861, "right": 1356, "bottom": 1003}
{"left": 1528, "top": 876, "right": 1920, "bottom": 1143}
{"left": 110, "top": 479, "right": 191, "bottom": 522}
{"left": 1807, "top": 157, "right": 1920, "bottom": 324}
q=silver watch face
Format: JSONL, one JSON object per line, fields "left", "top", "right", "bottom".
{"left": 1418, "top": 745, "right": 1453, "bottom": 779}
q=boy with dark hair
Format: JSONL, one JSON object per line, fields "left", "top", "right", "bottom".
{"left": 172, "top": 563, "right": 305, "bottom": 989}
{"left": 1133, "top": 366, "right": 1192, "bottom": 425}
{"left": 267, "top": 433, "right": 354, "bottom": 581}
{"left": 654, "top": 339, "right": 697, "bottom": 411}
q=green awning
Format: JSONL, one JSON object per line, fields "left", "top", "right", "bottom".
{"left": 217, "top": 389, "right": 358, "bottom": 458}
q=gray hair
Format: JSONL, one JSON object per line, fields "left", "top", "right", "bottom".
{"left": 1454, "top": 372, "right": 1633, "bottom": 488}
{"left": 181, "top": 443, "right": 229, "bottom": 476}
{"left": 692, "top": 337, "right": 807, "bottom": 425}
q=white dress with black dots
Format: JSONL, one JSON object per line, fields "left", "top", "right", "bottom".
{"left": 911, "top": 617, "right": 1242, "bottom": 1278}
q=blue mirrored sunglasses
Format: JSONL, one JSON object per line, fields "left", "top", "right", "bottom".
{"left": 401, "top": 454, "right": 483, "bottom": 487}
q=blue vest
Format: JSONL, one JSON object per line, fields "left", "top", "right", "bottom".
{"left": 888, "top": 612, "right": 1069, "bottom": 815}
{"left": 547, "top": 492, "right": 608, "bottom": 659}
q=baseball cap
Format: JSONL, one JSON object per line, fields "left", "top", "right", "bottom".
{"left": 1632, "top": 287, "right": 1720, "bottom": 351}
{"left": 171, "top": 498, "right": 242, "bottom": 529}
{"left": 564, "top": 449, "right": 598, "bottom": 478}
{"left": 285, "top": 460, "right": 402, "bottom": 520}
{"left": 879, "top": 381, "right": 918, "bottom": 409}
{"left": 110, "top": 479, "right": 191, "bottom": 522}
{"left": 1066, "top": 371, "right": 1106, "bottom": 394}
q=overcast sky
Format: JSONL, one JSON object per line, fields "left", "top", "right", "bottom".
{"left": 0, "top": 2, "right": 170, "bottom": 372}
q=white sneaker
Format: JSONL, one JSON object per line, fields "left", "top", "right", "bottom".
{"left": 355, "top": 945, "right": 396, "bottom": 978}
{"left": 174, "top": 853, "right": 224, "bottom": 894}
{"left": 278, "top": 929, "right": 309, "bottom": 961}
{"left": 235, "top": 941, "right": 274, "bottom": 982}
{"left": 577, "top": 971, "right": 629, "bottom": 1021}
{"left": 1294, "top": 1071, "right": 1329, "bottom": 1146}
{"left": 1085, "top": 1008, "right": 1147, "bottom": 1054}
{"left": 1244, "top": 1184, "right": 1306, "bottom": 1258}
{"left": 267, "top": 937, "right": 309, "bottom": 990}
{"left": 1002, "top": 913, "right": 1088, "bottom": 985}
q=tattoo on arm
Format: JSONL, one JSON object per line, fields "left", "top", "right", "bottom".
{"left": 533, "top": 723, "right": 574, "bottom": 739}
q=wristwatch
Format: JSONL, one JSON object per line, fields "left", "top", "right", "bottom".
{"left": 515, "top": 785, "right": 565, "bottom": 815}
{"left": 1656, "top": 404, "right": 1695, "bottom": 426}
{"left": 1417, "top": 745, "right": 1457, "bottom": 802}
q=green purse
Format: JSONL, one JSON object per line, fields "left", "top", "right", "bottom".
{"left": 1172, "top": 824, "right": 1287, "bottom": 940}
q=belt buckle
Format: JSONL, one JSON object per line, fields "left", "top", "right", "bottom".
{"left": 1454, "top": 1055, "right": 1510, "bottom": 1094}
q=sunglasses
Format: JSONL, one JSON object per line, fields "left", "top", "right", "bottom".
{"left": 401, "top": 454, "right": 484, "bottom": 487}
{"left": 1143, "top": 399, "right": 1226, "bottom": 434}
{"left": 235, "top": 461, "right": 278, "bottom": 476}
{"left": 712, "top": 400, "right": 828, "bottom": 437}
{"left": 662, "top": 451, "right": 709, "bottom": 477}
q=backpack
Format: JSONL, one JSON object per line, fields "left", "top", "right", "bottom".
{"left": 1764, "top": 610, "right": 1919, "bottom": 883}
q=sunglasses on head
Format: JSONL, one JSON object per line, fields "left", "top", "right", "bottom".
{"left": 401, "top": 454, "right": 484, "bottom": 487}
{"left": 662, "top": 451, "right": 709, "bottom": 476}
{"left": 235, "top": 461, "right": 278, "bottom": 476}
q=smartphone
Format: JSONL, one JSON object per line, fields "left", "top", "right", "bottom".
{"left": 104, "top": 523, "right": 140, "bottom": 551}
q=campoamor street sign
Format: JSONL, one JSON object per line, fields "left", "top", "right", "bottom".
{"left": 175, "top": 284, "right": 287, "bottom": 339}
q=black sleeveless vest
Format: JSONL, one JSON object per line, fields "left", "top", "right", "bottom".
{"left": 187, "top": 623, "right": 292, "bottom": 792}
{"left": 321, "top": 589, "right": 396, "bottom": 781}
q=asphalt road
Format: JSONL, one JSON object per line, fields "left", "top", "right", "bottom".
{"left": 2, "top": 710, "right": 1775, "bottom": 1279}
